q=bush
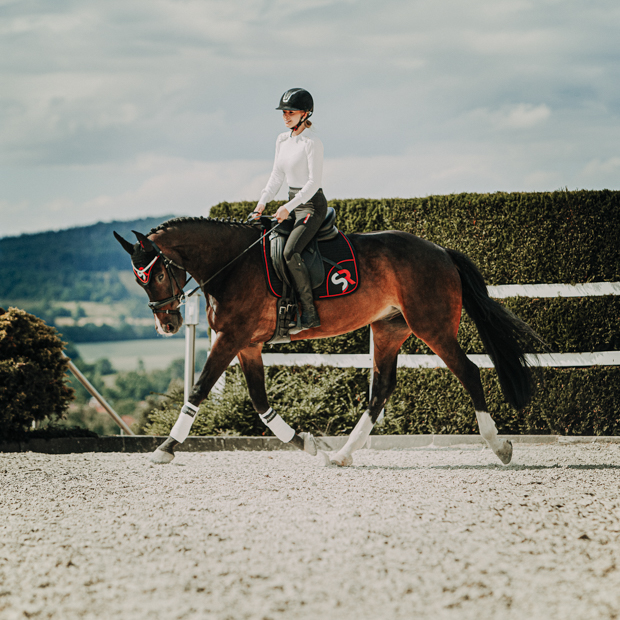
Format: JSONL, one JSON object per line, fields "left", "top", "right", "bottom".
{"left": 0, "top": 307, "right": 73, "bottom": 438}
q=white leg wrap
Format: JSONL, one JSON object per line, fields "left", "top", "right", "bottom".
{"left": 170, "top": 402, "right": 199, "bottom": 443}
{"left": 259, "top": 408, "right": 295, "bottom": 443}
{"left": 339, "top": 411, "right": 374, "bottom": 457}
{"left": 475, "top": 410, "right": 502, "bottom": 452}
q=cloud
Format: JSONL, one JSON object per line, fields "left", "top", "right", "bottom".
{"left": 1, "top": 0, "right": 616, "bottom": 163}
{"left": 1, "top": 136, "right": 597, "bottom": 238}
{"left": 501, "top": 104, "right": 551, "bottom": 129}
{"left": 1, "top": 0, "right": 620, "bottom": 235}
{"left": 0, "top": 156, "right": 274, "bottom": 236}
{"left": 82, "top": 156, "right": 272, "bottom": 218}
{"left": 468, "top": 103, "right": 551, "bottom": 130}
{"left": 579, "top": 157, "right": 620, "bottom": 186}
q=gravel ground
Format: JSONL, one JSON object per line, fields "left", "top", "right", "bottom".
{"left": 2, "top": 443, "right": 620, "bottom": 620}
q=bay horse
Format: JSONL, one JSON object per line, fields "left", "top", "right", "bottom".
{"left": 114, "top": 215, "right": 540, "bottom": 466}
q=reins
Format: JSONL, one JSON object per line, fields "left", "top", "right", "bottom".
{"left": 146, "top": 219, "right": 282, "bottom": 314}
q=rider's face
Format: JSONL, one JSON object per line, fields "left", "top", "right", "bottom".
{"left": 282, "top": 109, "right": 306, "bottom": 129}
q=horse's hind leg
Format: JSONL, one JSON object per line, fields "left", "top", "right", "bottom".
{"left": 237, "top": 344, "right": 317, "bottom": 455}
{"left": 397, "top": 259, "right": 513, "bottom": 465}
{"left": 429, "top": 340, "right": 512, "bottom": 464}
{"left": 330, "top": 316, "right": 410, "bottom": 467}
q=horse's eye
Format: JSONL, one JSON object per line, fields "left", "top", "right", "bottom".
{"left": 157, "top": 273, "right": 165, "bottom": 282}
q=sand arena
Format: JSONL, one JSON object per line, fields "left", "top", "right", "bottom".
{"left": 2, "top": 442, "right": 620, "bottom": 619}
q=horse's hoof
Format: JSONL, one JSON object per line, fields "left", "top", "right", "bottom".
{"left": 299, "top": 431, "right": 317, "bottom": 456}
{"left": 316, "top": 450, "right": 332, "bottom": 467}
{"left": 150, "top": 448, "right": 175, "bottom": 464}
{"left": 330, "top": 452, "right": 353, "bottom": 467}
{"left": 496, "top": 439, "right": 513, "bottom": 465}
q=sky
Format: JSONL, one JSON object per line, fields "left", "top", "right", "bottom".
{"left": 1, "top": 0, "right": 619, "bottom": 237}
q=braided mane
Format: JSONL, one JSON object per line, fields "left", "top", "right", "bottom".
{"left": 147, "top": 215, "right": 253, "bottom": 236}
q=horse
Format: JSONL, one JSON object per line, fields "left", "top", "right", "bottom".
{"left": 114, "top": 215, "right": 541, "bottom": 466}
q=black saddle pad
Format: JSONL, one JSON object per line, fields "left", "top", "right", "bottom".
{"left": 262, "top": 231, "right": 359, "bottom": 299}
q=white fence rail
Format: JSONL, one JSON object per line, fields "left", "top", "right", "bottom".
{"left": 186, "top": 282, "right": 620, "bottom": 375}
{"left": 235, "top": 351, "right": 620, "bottom": 369}
{"left": 488, "top": 282, "right": 620, "bottom": 298}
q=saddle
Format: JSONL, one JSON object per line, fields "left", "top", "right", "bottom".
{"left": 268, "top": 206, "right": 338, "bottom": 290}
{"left": 255, "top": 207, "right": 358, "bottom": 345}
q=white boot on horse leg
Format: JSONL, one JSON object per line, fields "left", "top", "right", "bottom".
{"left": 150, "top": 402, "right": 198, "bottom": 464}
{"left": 330, "top": 411, "right": 374, "bottom": 467}
{"left": 259, "top": 407, "right": 320, "bottom": 456}
{"left": 476, "top": 410, "right": 513, "bottom": 464}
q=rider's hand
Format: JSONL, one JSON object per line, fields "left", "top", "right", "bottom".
{"left": 274, "top": 206, "right": 290, "bottom": 223}
{"left": 248, "top": 204, "right": 265, "bottom": 221}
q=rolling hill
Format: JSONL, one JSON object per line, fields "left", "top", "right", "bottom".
{"left": 0, "top": 216, "right": 176, "bottom": 302}
{"left": 0, "top": 215, "right": 181, "bottom": 342}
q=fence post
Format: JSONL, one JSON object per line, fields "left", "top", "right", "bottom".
{"left": 184, "top": 294, "right": 201, "bottom": 403}
{"left": 64, "top": 355, "right": 134, "bottom": 435}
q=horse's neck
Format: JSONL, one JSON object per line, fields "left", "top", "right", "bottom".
{"left": 154, "top": 223, "right": 258, "bottom": 284}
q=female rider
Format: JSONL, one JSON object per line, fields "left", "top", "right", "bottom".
{"left": 252, "top": 88, "right": 327, "bottom": 330}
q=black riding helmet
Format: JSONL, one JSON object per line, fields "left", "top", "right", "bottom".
{"left": 277, "top": 88, "right": 313, "bottom": 133}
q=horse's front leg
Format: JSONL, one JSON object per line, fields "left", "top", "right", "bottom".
{"left": 237, "top": 345, "right": 317, "bottom": 456}
{"left": 151, "top": 331, "right": 241, "bottom": 464}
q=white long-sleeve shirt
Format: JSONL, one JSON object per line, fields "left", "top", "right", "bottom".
{"left": 259, "top": 131, "right": 324, "bottom": 214}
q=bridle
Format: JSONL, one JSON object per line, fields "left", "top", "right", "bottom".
{"left": 134, "top": 239, "right": 189, "bottom": 316}
{"left": 135, "top": 219, "right": 283, "bottom": 316}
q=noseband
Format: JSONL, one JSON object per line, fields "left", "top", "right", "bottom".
{"left": 134, "top": 240, "right": 189, "bottom": 316}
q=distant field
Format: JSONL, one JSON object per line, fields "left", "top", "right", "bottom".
{"left": 75, "top": 338, "right": 211, "bottom": 371}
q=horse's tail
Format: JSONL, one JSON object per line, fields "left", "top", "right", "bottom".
{"left": 446, "top": 248, "right": 542, "bottom": 410}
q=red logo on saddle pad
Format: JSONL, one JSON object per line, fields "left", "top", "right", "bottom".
{"left": 324, "top": 260, "right": 357, "bottom": 297}
{"left": 331, "top": 269, "right": 356, "bottom": 293}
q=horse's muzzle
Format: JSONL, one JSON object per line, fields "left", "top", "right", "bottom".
{"left": 155, "top": 313, "right": 183, "bottom": 336}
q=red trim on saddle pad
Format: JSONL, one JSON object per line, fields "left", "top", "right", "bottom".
{"left": 261, "top": 231, "right": 359, "bottom": 299}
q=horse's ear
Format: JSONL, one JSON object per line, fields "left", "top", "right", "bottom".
{"left": 114, "top": 231, "right": 135, "bottom": 255}
{"left": 132, "top": 230, "right": 154, "bottom": 252}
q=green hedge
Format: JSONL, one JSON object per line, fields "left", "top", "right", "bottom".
{"left": 385, "top": 367, "right": 620, "bottom": 436}
{"left": 212, "top": 193, "right": 619, "bottom": 356}
{"left": 144, "top": 365, "right": 620, "bottom": 437}
{"left": 199, "top": 191, "right": 620, "bottom": 436}
{"left": 211, "top": 190, "right": 620, "bottom": 283}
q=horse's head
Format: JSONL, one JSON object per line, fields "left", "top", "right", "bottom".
{"left": 114, "top": 230, "right": 187, "bottom": 336}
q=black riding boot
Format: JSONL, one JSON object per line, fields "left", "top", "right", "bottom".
{"left": 286, "top": 253, "right": 321, "bottom": 329}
